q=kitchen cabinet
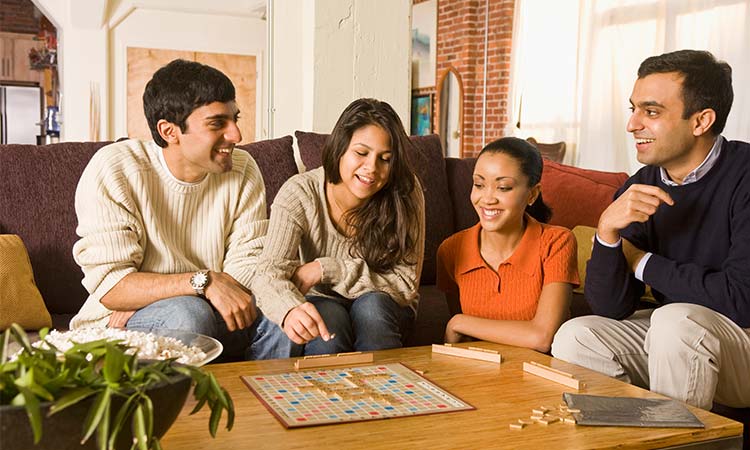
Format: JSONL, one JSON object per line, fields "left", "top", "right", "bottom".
{"left": 0, "top": 32, "right": 44, "bottom": 84}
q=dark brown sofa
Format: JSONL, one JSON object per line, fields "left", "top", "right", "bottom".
{"left": 0, "top": 134, "right": 629, "bottom": 342}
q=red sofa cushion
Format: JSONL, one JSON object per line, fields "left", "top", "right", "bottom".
{"left": 444, "top": 157, "right": 628, "bottom": 231}
{"left": 541, "top": 160, "right": 628, "bottom": 229}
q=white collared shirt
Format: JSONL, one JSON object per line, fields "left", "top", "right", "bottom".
{"left": 659, "top": 135, "right": 724, "bottom": 186}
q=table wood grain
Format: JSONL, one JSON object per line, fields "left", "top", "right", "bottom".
{"left": 161, "top": 343, "right": 742, "bottom": 449}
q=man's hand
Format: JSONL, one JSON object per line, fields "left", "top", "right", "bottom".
{"left": 107, "top": 310, "right": 136, "bottom": 328}
{"left": 598, "top": 184, "right": 673, "bottom": 244}
{"left": 282, "top": 302, "right": 331, "bottom": 345}
{"left": 204, "top": 271, "right": 257, "bottom": 332}
{"left": 291, "top": 261, "right": 322, "bottom": 295}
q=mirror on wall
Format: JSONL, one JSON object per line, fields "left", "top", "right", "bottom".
{"left": 437, "top": 67, "right": 463, "bottom": 157}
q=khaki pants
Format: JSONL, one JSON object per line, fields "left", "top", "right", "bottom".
{"left": 551, "top": 303, "right": 750, "bottom": 409}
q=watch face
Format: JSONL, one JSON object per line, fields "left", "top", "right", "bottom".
{"left": 191, "top": 272, "right": 208, "bottom": 288}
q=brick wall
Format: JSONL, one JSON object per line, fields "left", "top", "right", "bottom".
{"left": 0, "top": 0, "right": 40, "bottom": 34}
{"left": 414, "top": 0, "right": 515, "bottom": 157}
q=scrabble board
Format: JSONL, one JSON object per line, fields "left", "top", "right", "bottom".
{"left": 241, "top": 363, "right": 474, "bottom": 428}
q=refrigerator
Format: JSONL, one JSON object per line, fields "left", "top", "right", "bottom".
{"left": 0, "top": 84, "right": 43, "bottom": 144}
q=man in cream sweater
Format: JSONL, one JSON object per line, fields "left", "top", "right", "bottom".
{"left": 70, "top": 59, "right": 295, "bottom": 360}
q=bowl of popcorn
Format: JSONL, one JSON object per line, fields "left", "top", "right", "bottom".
{"left": 37, "top": 327, "right": 224, "bottom": 366}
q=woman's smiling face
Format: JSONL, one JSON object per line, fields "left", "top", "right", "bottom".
{"left": 335, "top": 124, "right": 393, "bottom": 207}
{"left": 470, "top": 151, "right": 539, "bottom": 234}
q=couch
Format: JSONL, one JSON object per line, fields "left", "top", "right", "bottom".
{"left": 0, "top": 133, "right": 628, "bottom": 342}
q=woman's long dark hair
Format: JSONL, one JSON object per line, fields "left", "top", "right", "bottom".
{"left": 322, "top": 98, "right": 420, "bottom": 273}
{"left": 478, "top": 137, "right": 552, "bottom": 223}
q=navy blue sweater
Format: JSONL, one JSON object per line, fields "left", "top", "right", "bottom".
{"left": 585, "top": 139, "right": 750, "bottom": 328}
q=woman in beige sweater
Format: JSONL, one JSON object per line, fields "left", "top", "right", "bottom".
{"left": 252, "top": 98, "right": 425, "bottom": 355}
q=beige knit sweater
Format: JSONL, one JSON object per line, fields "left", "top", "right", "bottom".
{"left": 70, "top": 140, "right": 268, "bottom": 328}
{"left": 251, "top": 167, "right": 425, "bottom": 326}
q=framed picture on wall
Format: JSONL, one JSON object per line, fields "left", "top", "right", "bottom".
{"left": 411, "top": 94, "right": 432, "bottom": 136}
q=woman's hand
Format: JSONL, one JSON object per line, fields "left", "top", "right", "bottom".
{"left": 292, "top": 261, "right": 323, "bottom": 295}
{"left": 282, "top": 302, "right": 332, "bottom": 344}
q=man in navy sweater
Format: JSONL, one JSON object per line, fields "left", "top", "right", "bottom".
{"left": 552, "top": 50, "right": 750, "bottom": 410}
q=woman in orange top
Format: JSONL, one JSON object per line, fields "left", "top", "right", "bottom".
{"left": 436, "top": 137, "right": 579, "bottom": 352}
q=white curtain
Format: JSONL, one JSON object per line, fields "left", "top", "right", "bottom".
{"left": 509, "top": 0, "right": 750, "bottom": 173}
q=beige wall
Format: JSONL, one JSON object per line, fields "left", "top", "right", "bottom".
{"left": 33, "top": 0, "right": 267, "bottom": 142}
{"left": 271, "top": 0, "right": 411, "bottom": 140}
{"left": 33, "top": 0, "right": 411, "bottom": 144}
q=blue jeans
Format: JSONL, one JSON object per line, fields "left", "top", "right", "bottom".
{"left": 303, "top": 292, "right": 415, "bottom": 355}
{"left": 125, "top": 295, "right": 300, "bottom": 360}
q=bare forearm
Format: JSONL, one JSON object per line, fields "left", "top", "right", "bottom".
{"left": 100, "top": 272, "right": 194, "bottom": 311}
{"left": 450, "top": 315, "right": 557, "bottom": 353}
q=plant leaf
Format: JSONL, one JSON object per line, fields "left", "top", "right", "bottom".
{"left": 189, "top": 397, "right": 207, "bottom": 415}
{"left": 194, "top": 375, "right": 209, "bottom": 399}
{"left": 224, "top": 389, "right": 235, "bottom": 431}
{"left": 0, "top": 328, "right": 10, "bottom": 364}
{"left": 13, "top": 387, "right": 43, "bottom": 444}
{"left": 13, "top": 367, "right": 54, "bottom": 402}
{"left": 96, "top": 391, "right": 111, "bottom": 450}
{"left": 132, "top": 403, "right": 148, "bottom": 450}
{"left": 102, "top": 343, "right": 127, "bottom": 384}
{"left": 49, "top": 386, "right": 97, "bottom": 415}
{"left": 108, "top": 395, "right": 138, "bottom": 450}
{"left": 208, "top": 402, "right": 222, "bottom": 438}
{"left": 142, "top": 393, "right": 154, "bottom": 439}
{"left": 81, "top": 387, "right": 111, "bottom": 444}
{"left": 9, "top": 323, "right": 33, "bottom": 353}
{"left": 208, "top": 374, "right": 229, "bottom": 409}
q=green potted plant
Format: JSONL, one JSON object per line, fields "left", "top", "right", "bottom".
{"left": 0, "top": 324, "right": 234, "bottom": 450}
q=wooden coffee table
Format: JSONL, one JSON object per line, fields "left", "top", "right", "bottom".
{"left": 162, "top": 343, "right": 743, "bottom": 449}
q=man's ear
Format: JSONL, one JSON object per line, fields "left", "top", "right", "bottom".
{"left": 692, "top": 108, "right": 716, "bottom": 137}
{"left": 156, "top": 119, "right": 180, "bottom": 144}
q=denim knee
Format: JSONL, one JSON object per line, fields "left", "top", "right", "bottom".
{"left": 349, "top": 292, "right": 399, "bottom": 321}
{"left": 350, "top": 292, "right": 413, "bottom": 351}
{"left": 246, "top": 311, "right": 303, "bottom": 360}
{"left": 304, "top": 297, "right": 353, "bottom": 354}
{"left": 127, "top": 296, "right": 219, "bottom": 337}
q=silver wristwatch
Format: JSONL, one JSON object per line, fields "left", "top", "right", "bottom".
{"left": 190, "top": 270, "right": 210, "bottom": 296}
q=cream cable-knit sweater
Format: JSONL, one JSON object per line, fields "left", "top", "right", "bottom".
{"left": 251, "top": 167, "right": 425, "bottom": 326}
{"left": 70, "top": 139, "right": 268, "bottom": 329}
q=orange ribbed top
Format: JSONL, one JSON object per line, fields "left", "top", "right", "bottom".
{"left": 436, "top": 217, "right": 579, "bottom": 321}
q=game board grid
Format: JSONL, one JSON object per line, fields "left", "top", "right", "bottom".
{"left": 241, "top": 363, "right": 475, "bottom": 428}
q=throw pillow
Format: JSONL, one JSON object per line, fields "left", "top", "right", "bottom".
{"left": 237, "top": 136, "right": 298, "bottom": 216}
{"left": 571, "top": 226, "right": 656, "bottom": 302}
{"left": 0, "top": 234, "right": 52, "bottom": 330}
{"left": 571, "top": 226, "right": 597, "bottom": 295}
{"left": 541, "top": 160, "right": 628, "bottom": 229}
